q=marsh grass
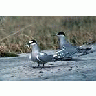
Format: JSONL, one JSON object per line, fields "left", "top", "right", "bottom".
{"left": 0, "top": 16, "right": 96, "bottom": 54}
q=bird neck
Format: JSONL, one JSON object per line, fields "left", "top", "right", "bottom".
{"left": 59, "top": 35, "right": 68, "bottom": 49}
{"left": 31, "top": 44, "right": 40, "bottom": 53}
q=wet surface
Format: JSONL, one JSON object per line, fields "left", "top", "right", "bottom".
{"left": 0, "top": 49, "right": 96, "bottom": 81}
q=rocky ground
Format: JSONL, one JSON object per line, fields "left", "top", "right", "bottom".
{"left": 0, "top": 46, "right": 96, "bottom": 81}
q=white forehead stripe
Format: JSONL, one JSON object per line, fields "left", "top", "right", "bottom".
{"left": 29, "top": 41, "right": 33, "bottom": 43}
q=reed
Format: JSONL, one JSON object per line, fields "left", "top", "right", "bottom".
{"left": 0, "top": 16, "right": 96, "bottom": 53}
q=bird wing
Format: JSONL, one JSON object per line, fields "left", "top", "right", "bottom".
{"left": 62, "top": 38, "right": 94, "bottom": 55}
{"left": 60, "top": 37, "right": 78, "bottom": 55}
{"left": 37, "top": 52, "right": 53, "bottom": 63}
{"left": 62, "top": 44, "right": 77, "bottom": 56}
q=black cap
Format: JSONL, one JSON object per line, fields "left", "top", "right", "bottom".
{"left": 57, "top": 32, "right": 65, "bottom": 36}
{"left": 31, "top": 39, "right": 37, "bottom": 43}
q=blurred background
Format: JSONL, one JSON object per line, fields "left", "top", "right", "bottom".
{"left": 0, "top": 16, "right": 96, "bottom": 53}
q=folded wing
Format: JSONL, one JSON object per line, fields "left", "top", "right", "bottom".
{"left": 36, "top": 52, "right": 54, "bottom": 64}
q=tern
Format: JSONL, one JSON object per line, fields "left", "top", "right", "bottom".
{"left": 54, "top": 32, "right": 94, "bottom": 59}
{"left": 28, "top": 40, "right": 54, "bottom": 67}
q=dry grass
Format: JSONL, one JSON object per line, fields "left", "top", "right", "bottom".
{"left": 0, "top": 16, "right": 96, "bottom": 53}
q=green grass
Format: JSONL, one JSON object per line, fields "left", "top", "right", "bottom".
{"left": 0, "top": 16, "right": 96, "bottom": 54}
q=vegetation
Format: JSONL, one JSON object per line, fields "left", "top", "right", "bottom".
{"left": 0, "top": 52, "right": 18, "bottom": 57}
{"left": 0, "top": 16, "right": 96, "bottom": 55}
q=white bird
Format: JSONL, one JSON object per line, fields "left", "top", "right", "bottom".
{"left": 28, "top": 40, "right": 54, "bottom": 67}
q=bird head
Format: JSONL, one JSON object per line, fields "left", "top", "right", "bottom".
{"left": 56, "top": 32, "right": 65, "bottom": 36}
{"left": 27, "top": 40, "right": 37, "bottom": 47}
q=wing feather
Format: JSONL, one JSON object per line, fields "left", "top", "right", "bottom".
{"left": 37, "top": 52, "right": 53, "bottom": 63}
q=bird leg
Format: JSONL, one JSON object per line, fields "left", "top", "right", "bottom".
{"left": 43, "top": 64, "right": 44, "bottom": 67}
{"left": 38, "top": 63, "right": 40, "bottom": 67}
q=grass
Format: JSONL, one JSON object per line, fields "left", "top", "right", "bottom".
{"left": 0, "top": 16, "right": 96, "bottom": 55}
{"left": 0, "top": 52, "right": 18, "bottom": 57}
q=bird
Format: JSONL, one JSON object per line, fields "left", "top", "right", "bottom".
{"left": 55, "top": 32, "right": 77, "bottom": 59}
{"left": 28, "top": 40, "right": 54, "bottom": 67}
{"left": 55, "top": 32, "right": 94, "bottom": 59}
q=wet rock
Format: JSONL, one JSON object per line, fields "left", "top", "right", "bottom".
{"left": 38, "top": 75, "right": 41, "bottom": 77}
{"left": 82, "top": 74, "right": 87, "bottom": 78}
{"left": 58, "top": 69, "right": 60, "bottom": 70}
{"left": 69, "top": 69, "right": 72, "bottom": 71}
{"left": 39, "top": 71, "right": 43, "bottom": 73}
{"left": 1, "top": 49, "right": 96, "bottom": 81}
{"left": 76, "top": 66, "right": 78, "bottom": 68}
{"left": 69, "top": 66, "right": 73, "bottom": 71}
{"left": 44, "top": 77, "right": 49, "bottom": 79}
{"left": 49, "top": 64, "right": 54, "bottom": 65}
{"left": 70, "top": 67, "right": 73, "bottom": 69}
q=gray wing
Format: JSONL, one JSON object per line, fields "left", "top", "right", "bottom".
{"left": 37, "top": 52, "right": 53, "bottom": 64}
{"left": 60, "top": 38, "right": 77, "bottom": 55}
{"left": 56, "top": 49, "right": 73, "bottom": 59}
{"left": 57, "top": 38, "right": 77, "bottom": 58}
{"left": 61, "top": 38, "right": 93, "bottom": 55}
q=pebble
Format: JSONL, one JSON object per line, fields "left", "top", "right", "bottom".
{"left": 76, "top": 66, "right": 78, "bottom": 68}
{"left": 70, "top": 67, "right": 73, "bottom": 69}
{"left": 44, "top": 77, "right": 49, "bottom": 79}
{"left": 49, "top": 64, "right": 54, "bottom": 65}
{"left": 69, "top": 69, "right": 72, "bottom": 71}
{"left": 39, "top": 71, "right": 43, "bottom": 73}
{"left": 58, "top": 69, "right": 60, "bottom": 70}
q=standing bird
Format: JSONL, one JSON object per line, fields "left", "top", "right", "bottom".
{"left": 28, "top": 40, "right": 54, "bottom": 67}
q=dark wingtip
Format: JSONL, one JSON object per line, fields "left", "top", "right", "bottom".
{"left": 57, "top": 32, "right": 65, "bottom": 36}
